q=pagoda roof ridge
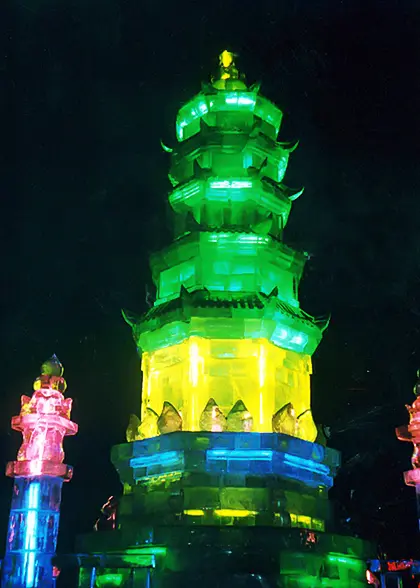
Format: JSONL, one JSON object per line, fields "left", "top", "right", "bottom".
{"left": 170, "top": 228, "right": 307, "bottom": 254}
{"left": 276, "top": 139, "right": 299, "bottom": 152}
{"left": 171, "top": 124, "right": 296, "bottom": 157}
{"left": 258, "top": 290, "right": 329, "bottom": 329}
{"left": 259, "top": 177, "right": 304, "bottom": 202}
{"left": 121, "top": 308, "right": 137, "bottom": 328}
{"left": 127, "top": 288, "right": 328, "bottom": 331}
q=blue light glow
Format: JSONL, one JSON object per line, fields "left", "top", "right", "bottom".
{"left": 130, "top": 450, "right": 184, "bottom": 470}
{"left": 283, "top": 454, "right": 330, "bottom": 475}
{"left": 23, "top": 481, "right": 40, "bottom": 587}
{"left": 207, "top": 449, "right": 273, "bottom": 461}
{"left": 115, "top": 432, "right": 339, "bottom": 491}
{"left": 2, "top": 477, "right": 65, "bottom": 588}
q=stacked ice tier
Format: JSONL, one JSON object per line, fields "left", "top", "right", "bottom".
{"left": 111, "top": 432, "right": 339, "bottom": 533}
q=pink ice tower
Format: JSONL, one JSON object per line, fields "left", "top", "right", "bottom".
{"left": 1, "top": 355, "right": 77, "bottom": 587}
{"left": 396, "top": 370, "right": 420, "bottom": 530}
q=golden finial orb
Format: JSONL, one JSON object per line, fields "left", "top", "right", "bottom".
{"left": 213, "top": 50, "right": 247, "bottom": 90}
{"left": 219, "top": 50, "right": 238, "bottom": 80}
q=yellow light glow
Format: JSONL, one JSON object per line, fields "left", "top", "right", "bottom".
{"left": 214, "top": 509, "right": 257, "bottom": 518}
{"left": 220, "top": 50, "right": 234, "bottom": 69}
{"left": 289, "top": 513, "right": 321, "bottom": 529}
{"left": 183, "top": 509, "right": 205, "bottom": 516}
{"left": 275, "top": 512, "right": 325, "bottom": 531}
{"left": 189, "top": 341, "right": 199, "bottom": 387}
{"left": 258, "top": 343, "right": 266, "bottom": 425}
{"left": 145, "top": 354, "right": 151, "bottom": 402}
{"left": 297, "top": 515, "right": 312, "bottom": 527}
{"left": 258, "top": 342, "right": 266, "bottom": 387}
{"left": 141, "top": 336, "right": 315, "bottom": 440}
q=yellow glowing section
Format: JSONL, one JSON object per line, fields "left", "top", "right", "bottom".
{"left": 182, "top": 510, "right": 325, "bottom": 529}
{"left": 184, "top": 509, "right": 205, "bottom": 516}
{"left": 288, "top": 513, "right": 324, "bottom": 531}
{"left": 141, "top": 336, "right": 316, "bottom": 440}
{"left": 220, "top": 50, "right": 234, "bottom": 69}
{"left": 214, "top": 509, "right": 257, "bottom": 518}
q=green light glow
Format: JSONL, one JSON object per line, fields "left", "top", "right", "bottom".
{"left": 209, "top": 179, "right": 252, "bottom": 189}
{"left": 175, "top": 90, "right": 283, "bottom": 143}
{"left": 121, "top": 555, "right": 155, "bottom": 567}
{"left": 225, "top": 94, "right": 255, "bottom": 106}
{"left": 95, "top": 574, "right": 124, "bottom": 587}
{"left": 169, "top": 181, "right": 202, "bottom": 205}
{"left": 206, "top": 232, "right": 269, "bottom": 243}
{"left": 327, "top": 553, "right": 363, "bottom": 568}
{"left": 150, "top": 231, "right": 307, "bottom": 312}
{"left": 125, "top": 546, "right": 167, "bottom": 557}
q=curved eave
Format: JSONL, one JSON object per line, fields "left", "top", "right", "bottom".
{"left": 125, "top": 291, "right": 326, "bottom": 356}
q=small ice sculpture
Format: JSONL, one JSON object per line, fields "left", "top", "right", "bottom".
{"left": 227, "top": 400, "right": 253, "bottom": 432}
{"left": 157, "top": 401, "right": 182, "bottom": 434}
{"left": 272, "top": 403, "right": 297, "bottom": 436}
{"left": 199, "top": 398, "right": 227, "bottom": 432}
{"left": 407, "top": 397, "right": 420, "bottom": 468}
{"left": 396, "top": 370, "right": 420, "bottom": 469}
{"left": 139, "top": 407, "right": 159, "bottom": 439}
{"left": 12, "top": 355, "right": 77, "bottom": 470}
{"left": 296, "top": 409, "right": 318, "bottom": 442}
{"left": 126, "top": 414, "right": 141, "bottom": 442}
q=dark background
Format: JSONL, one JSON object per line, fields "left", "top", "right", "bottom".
{"left": 1, "top": 0, "right": 420, "bottom": 559}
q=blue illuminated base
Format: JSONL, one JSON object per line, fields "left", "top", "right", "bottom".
{"left": 111, "top": 432, "right": 339, "bottom": 532}
{"left": 112, "top": 432, "right": 339, "bottom": 487}
{"left": 1, "top": 476, "right": 63, "bottom": 588}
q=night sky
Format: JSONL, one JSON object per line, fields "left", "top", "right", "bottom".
{"left": 1, "top": 0, "right": 420, "bottom": 560}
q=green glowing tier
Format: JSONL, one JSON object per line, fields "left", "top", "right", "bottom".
{"left": 124, "top": 52, "right": 328, "bottom": 442}
{"left": 75, "top": 527, "right": 371, "bottom": 588}
{"left": 150, "top": 233, "right": 306, "bottom": 308}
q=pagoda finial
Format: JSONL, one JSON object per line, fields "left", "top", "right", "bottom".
{"left": 34, "top": 353, "right": 67, "bottom": 394}
{"left": 219, "top": 50, "right": 238, "bottom": 80}
{"left": 41, "top": 354, "right": 64, "bottom": 377}
{"left": 212, "top": 49, "right": 247, "bottom": 90}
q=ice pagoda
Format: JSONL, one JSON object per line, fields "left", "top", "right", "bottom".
{"left": 74, "top": 51, "right": 372, "bottom": 587}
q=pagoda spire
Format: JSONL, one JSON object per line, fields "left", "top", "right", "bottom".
{"left": 212, "top": 49, "right": 247, "bottom": 90}
{"left": 124, "top": 50, "right": 325, "bottom": 441}
{"left": 218, "top": 50, "right": 239, "bottom": 80}
{"left": 75, "top": 53, "right": 371, "bottom": 588}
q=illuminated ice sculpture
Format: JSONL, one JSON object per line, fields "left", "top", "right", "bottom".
{"left": 74, "top": 52, "right": 372, "bottom": 587}
{"left": 396, "top": 370, "right": 420, "bottom": 530}
{"left": 123, "top": 49, "right": 329, "bottom": 443}
{"left": 1, "top": 355, "right": 77, "bottom": 587}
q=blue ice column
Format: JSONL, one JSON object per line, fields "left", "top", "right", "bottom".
{"left": 1, "top": 476, "right": 64, "bottom": 587}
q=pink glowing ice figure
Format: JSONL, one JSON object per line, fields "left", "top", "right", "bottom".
{"left": 396, "top": 375, "right": 420, "bottom": 469}
{"left": 407, "top": 396, "right": 420, "bottom": 468}
{"left": 8, "top": 356, "right": 77, "bottom": 477}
